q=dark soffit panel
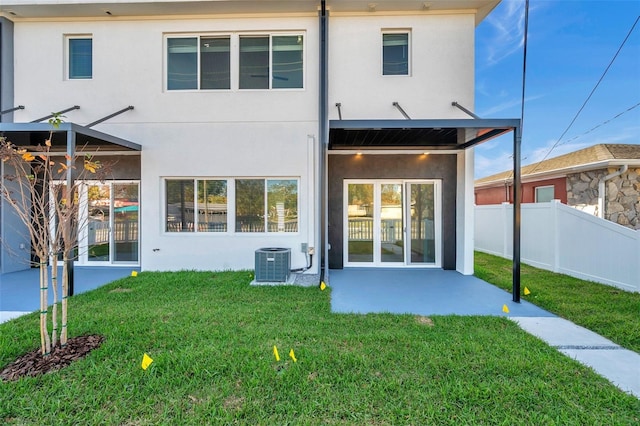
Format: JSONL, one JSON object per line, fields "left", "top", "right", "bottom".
{"left": 329, "top": 119, "right": 519, "bottom": 150}
{"left": 0, "top": 122, "right": 141, "bottom": 152}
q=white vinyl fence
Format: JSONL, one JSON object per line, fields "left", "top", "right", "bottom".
{"left": 475, "top": 201, "right": 640, "bottom": 293}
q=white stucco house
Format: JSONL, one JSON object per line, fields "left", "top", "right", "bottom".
{"left": 0, "top": 0, "right": 521, "bottom": 282}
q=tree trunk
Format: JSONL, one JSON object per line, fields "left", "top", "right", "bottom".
{"left": 61, "top": 255, "right": 69, "bottom": 346}
{"left": 51, "top": 256, "right": 59, "bottom": 348}
{"left": 39, "top": 263, "right": 51, "bottom": 356}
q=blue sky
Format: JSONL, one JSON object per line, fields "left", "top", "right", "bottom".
{"left": 474, "top": 0, "right": 640, "bottom": 178}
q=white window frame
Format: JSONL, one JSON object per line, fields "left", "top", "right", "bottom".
{"left": 343, "top": 179, "right": 441, "bottom": 267}
{"left": 65, "top": 34, "right": 93, "bottom": 80}
{"left": 535, "top": 185, "right": 555, "bottom": 203}
{"left": 381, "top": 29, "right": 411, "bottom": 77}
{"left": 163, "top": 177, "right": 299, "bottom": 235}
{"left": 164, "top": 32, "right": 305, "bottom": 92}
{"left": 165, "top": 34, "right": 232, "bottom": 91}
{"left": 164, "top": 178, "right": 230, "bottom": 233}
{"left": 238, "top": 33, "right": 306, "bottom": 91}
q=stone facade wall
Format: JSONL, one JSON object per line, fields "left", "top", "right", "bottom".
{"left": 566, "top": 167, "right": 640, "bottom": 230}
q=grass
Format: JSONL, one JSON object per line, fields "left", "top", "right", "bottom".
{"left": 1, "top": 271, "right": 639, "bottom": 424}
{"left": 475, "top": 251, "right": 640, "bottom": 353}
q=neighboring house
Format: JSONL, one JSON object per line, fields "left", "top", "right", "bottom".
{"left": 475, "top": 144, "right": 640, "bottom": 230}
{"left": 0, "top": 0, "right": 520, "bottom": 277}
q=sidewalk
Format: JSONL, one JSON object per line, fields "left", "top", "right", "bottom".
{"left": 511, "top": 317, "right": 640, "bottom": 398}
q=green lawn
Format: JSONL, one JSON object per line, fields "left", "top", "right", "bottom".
{"left": 475, "top": 251, "right": 640, "bottom": 353}
{"left": 1, "top": 271, "right": 638, "bottom": 424}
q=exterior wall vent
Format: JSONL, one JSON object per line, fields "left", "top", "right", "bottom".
{"left": 255, "top": 248, "right": 291, "bottom": 282}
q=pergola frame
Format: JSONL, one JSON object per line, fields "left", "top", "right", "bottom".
{"left": 327, "top": 117, "right": 522, "bottom": 302}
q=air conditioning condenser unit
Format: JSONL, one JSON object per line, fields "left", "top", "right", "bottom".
{"left": 255, "top": 248, "right": 291, "bottom": 282}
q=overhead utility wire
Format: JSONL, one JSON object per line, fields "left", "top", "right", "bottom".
{"left": 561, "top": 101, "right": 640, "bottom": 145}
{"left": 519, "top": 0, "right": 529, "bottom": 139}
{"left": 527, "top": 15, "right": 639, "bottom": 175}
{"left": 503, "top": 0, "right": 529, "bottom": 184}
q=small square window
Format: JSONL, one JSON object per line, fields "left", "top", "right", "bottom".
{"left": 68, "top": 37, "right": 92, "bottom": 79}
{"left": 382, "top": 32, "right": 409, "bottom": 76}
{"left": 535, "top": 186, "right": 555, "bottom": 203}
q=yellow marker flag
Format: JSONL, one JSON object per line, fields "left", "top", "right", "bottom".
{"left": 131, "top": 270, "right": 138, "bottom": 277}
{"left": 524, "top": 287, "right": 531, "bottom": 295}
{"left": 320, "top": 282, "right": 326, "bottom": 291}
{"left": 289, "top": 348, "right": 297, "bottom": 363}
{"left": 141, "top": 353, "right": 153, "bottom": 370}
{"left": 502, "top": 304, "right": 510, "bottom": 314}
{"left": 273, "top": 345, "right": 280, "bottom": 361}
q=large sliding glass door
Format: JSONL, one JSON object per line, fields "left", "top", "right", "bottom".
{"left": 344, "top": 180, "right": 440, "bottom": 267}
{"left": 82, "top": 182, "right": 139, "bottom": 265}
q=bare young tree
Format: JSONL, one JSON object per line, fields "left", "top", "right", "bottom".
{"left": 0, "top": 117, "right": 109, "bottom": 356}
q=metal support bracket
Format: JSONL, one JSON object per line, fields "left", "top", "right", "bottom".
{"left": 451, "top": 101, "right": 480, "bottom": 119}
{"left": 392, "top": 102, "right": 411, "bottom": 119}
{"left": 86, "top": 106, "right": 134, "bottom": 127}
{"left": 0, "top": 105, "right": 25, "bottom": 115}
{"left": 31, "top": 105, "right": 80, "bottom": 123}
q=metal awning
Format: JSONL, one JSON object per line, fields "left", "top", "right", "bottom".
{"left": 329, "top": 118, "right": 520, "bottom": 150}
{"left": 0, "top": 122, "right": 141, "bottom": 152}
{"left": 0, "top": 122, "right": 140, "bottom": 297}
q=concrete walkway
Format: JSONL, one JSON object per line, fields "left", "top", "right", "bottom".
{"left": 511, "top": 317, "right": 640, "bottom": 398}
{"left": 329, "top": 268, "right": 640, "bottom": 399}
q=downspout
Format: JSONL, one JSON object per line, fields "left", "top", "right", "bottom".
{"left": 318, "top": 0, "right": 329, "bottom": 283}
{"left": 1, "top": 17, "right": 16, "bottom": 123}
{"left": 598, "top": 165, "right": 628, "bottom": 219}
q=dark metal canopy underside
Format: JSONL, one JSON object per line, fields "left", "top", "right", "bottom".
{"left": 0, "top": 122, "right": 141, "bottom": 152}
{"left": 329, "top": 118, "right": 520, "bottom": 150}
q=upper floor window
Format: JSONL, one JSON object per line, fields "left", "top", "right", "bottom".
{"left": 382, "top": 31, "right": 410, "bottom": 76}
{"left": 166, "top": 33, "right": 304, "bottom": 91}
{"left": 239, "top": 35, "right": 304, "bottom": 89}
{"left": 535, "top": 185, "right": 555, "bottom": 203}
{"left": 167, "top": 36, "right": 231, "bottom": 90}
{"left": 67, "top": 36, "right": 92, "bottom": 79}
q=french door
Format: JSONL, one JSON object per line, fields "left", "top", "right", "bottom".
{"left": 344, "top": 180, "right": 441, "bottom": 267}
{"left": 80, "top": 181, "right": 140, "bottom": 265}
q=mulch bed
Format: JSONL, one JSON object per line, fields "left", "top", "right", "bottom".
{"left": 0, "top": 334, "right": 104, "bottom": 381}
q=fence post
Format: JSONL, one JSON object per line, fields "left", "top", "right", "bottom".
{"left": 551, "top": 200, "right": 560, "bottom": 272}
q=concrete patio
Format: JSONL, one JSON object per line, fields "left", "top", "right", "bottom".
{"left": 329, "top": 268, "right": 554, "bottom": 317}
{"left": 0, "top": 266, "right": 138, "bottom": 322}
